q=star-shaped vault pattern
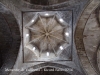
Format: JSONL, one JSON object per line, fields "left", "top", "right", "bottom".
{"left": 25, "top": 13, "right": 68, "bottom": 57}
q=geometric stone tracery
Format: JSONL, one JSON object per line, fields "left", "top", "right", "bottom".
{"left": 23, "top": 12, "right": 71, "bottom": 60}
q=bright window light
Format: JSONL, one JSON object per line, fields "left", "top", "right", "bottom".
{"left": 45, "top": 13, "right": 49, "bottom": 16}
{"left": 32, "top": 47, "right": 36, "bottom": 51}
{"left": 65, "top": 32, "right": 69, "bottom": 37}
{"left": 31, "top": 20, "right": 34, "bottom": 23}
{"left": 59, "top": 18, "right": 64, "bottom": 22}
{"left": 60, "top": 46, "right": 63, "bottom": 50}
{"left": 47, "top": 52, "right": 50, "bottom": 56}
{"left": 26, "top": 34, "right": 29, "bottom": 37}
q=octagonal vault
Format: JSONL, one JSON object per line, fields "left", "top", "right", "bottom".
{"left": 22, "top": 11, "right": 72, "bottom": 62}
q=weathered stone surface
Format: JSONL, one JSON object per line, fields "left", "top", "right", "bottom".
{"left": 0, "top": 0, "right": 100, "bottom": 75}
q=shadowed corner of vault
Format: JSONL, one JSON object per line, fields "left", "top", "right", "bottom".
{"left": 22, "top": 11, "right": 73, "bottom": 63}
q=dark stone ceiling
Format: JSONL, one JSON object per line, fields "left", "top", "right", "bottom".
{"left": 24, "top": 0, "right": 69, "bottom": 5}
{"left": 29, "top": 67, "right": 71, "bottom": 75}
